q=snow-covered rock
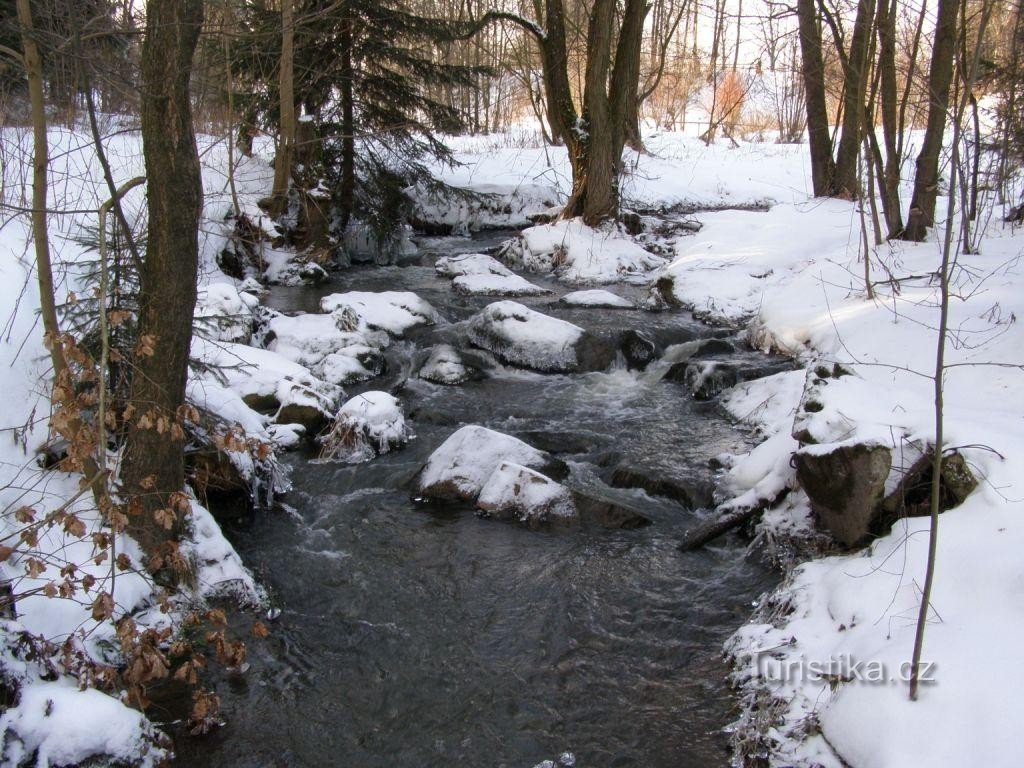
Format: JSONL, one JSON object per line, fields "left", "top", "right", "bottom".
{"left": 409, "top": 181, "right": 559, "bottom": 233}
{"left": 452, "top": 272, "right": 549, "bottom": 297}
{"left": 467, "top": 301, "right": 615, "bottom": 373}
{"left": 417, "top": 344, "right": 474, "bottom": 385}
{"left": 476, "top": 461, "right": 578, "bottom": 527}
{"left": 501, "top": 219, "right": 666, "bottom": 284}
{"left": 194, "top": 282, "right": 259, "bottom": 343}
{"left": 665, "top": 360, "right": 739, "bottom": 399}
{"left": 435, "top": 252, "right": 513, "bottom": 278}
{"left": 316, "top": 346, "right": 386, "bottom": 386}
{"left": 414, "top": 425, "right": 564, "bottom": 502}
{"left": 263, "top": 310, "right": 388, "bottom": 370}
{"left": 0, "top": 679, "right": 170, "bottom": 768}
{"left": 319, "top": 290, "right": 440, "bottom": 337}
{"left": 319, "top": 391, "right": 410, "bottom": 463}
{"left": 191, "top": 338, "right": 341, "bottom": 431}
{"left": 558, "top": 289, "right": 634, "bottom": 308}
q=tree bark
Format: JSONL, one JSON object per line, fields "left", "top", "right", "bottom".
{"left": 270, "top": 0, "right": 296, "bottom": 216}
{"left": 833, "top": 0, "right": 876, "bottom": 197}
{"left": 876, "top": 0, "right": 904, "bottom": 236}
{"left": 798, "top": 0, "right": 837, "bottom": 196}
{"left": 903, "top": 0, "right": 958, "bottom": 241}
{"left": 338, "top": 8, "right": 356, "bottom": 229}
{"left": 123, "top": 0, "right": 204, "bottom": 561}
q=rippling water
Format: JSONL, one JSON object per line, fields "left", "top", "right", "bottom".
{"left": 173, "top": 233, "right": 782, "bottom": 767}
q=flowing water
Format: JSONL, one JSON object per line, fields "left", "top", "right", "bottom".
{"left": 175, "top": 232, "right": 784, "bottom": 767}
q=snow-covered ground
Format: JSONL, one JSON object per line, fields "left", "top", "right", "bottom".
{"left": 2, "top": 115, "right": 1022, "bottom": 768}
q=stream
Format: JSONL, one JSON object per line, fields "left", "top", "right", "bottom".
{"left": 175, "top": 231, "right": 784, "bottom": 767}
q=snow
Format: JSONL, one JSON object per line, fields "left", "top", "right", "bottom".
{"left": 318, "top": 290, "right": 441, "bottom": 336}
{"left": 415, "top": 426, "right": 554, "bottom": 502}
{"left": 418, "top": 345, "right": 473, "bottom": 385}
{"left": 559, "top": 289, "right": 634, "bottom": 308}
{"left": 322, "top": 391, "right": 409, "bottom": 463}
{"left": 476, "top": 461, "right": 577, "bottom": 526}
{"left": 264, "top": 310, "right": 388, "bottom": 369}
{"left": 409, "top": 181, "right": 559, "bottom": 233}
{"left": 467, "top": 301, "right": 584, "bottom": 372}
{"left": 194, "top": 281, "right": 259, "bottom": 343}
{"left": 0, "top": 678, "right": 169, "bottom": 768}
{"left": 452, "top": 272, "right": 549, "bottom": 296}
{"left": 435, "top": 252, "right": 514, "bottom": 278}
{"left": 504, "top": 219, "right": 667, "bottom": 284}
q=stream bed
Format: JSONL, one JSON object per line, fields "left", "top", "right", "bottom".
{"left": 175, "top": 232, "right": 784, "bottom": 767}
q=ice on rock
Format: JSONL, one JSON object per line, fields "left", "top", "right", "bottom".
{"left": 418, "top": 344, "right": 473, "bottom": 385}
{"left": 467, "top": 301, "right": 614, "bottom": 373}
{"left": 319, "top": 290, "right": 440, "bottom": 337}
{"left": 559, "top": 289, "right": 634, "bottom": 309}
{"left": 319, "top": 391, "right": 410, "bottom": 463}
{"left": 476, "top": 461, "right": 578, "bottom": 527}
{"left": 414, "top": 425, "right": 562, "bottom": 502}
{"left": 452, "top": 272, "right": 549, "bottom": 297}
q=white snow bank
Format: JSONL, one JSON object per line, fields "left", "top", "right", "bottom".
{"left": 183, "top": 499, "right": 265, "bottom": 605}
{"left": 415, "top": 425, "right": 555, "bottom": 502}
{"left": 194, "top": 281, "right": 259, "bottom": 343}
{"left": 503, "top": 219, "right": 666, "bottom": 284}
{"left": 408, "top": 181, "right": 559, "bottom": 232}
{"left": 319, "top": 291, "right": 441, "bottom": 336}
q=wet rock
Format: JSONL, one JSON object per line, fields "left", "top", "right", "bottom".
{"left": 794, "top": 443, "right": 892, "bottom": 547}
{"left": 413, "top": 425, "right": 567, "bottom": 503}
{"left": 879, "top": 448, "right": 978, "bottom": 522}
{"left": 467, "top": 301, "right": 614, "bottom": 373}
{"left": 620, "top": 330, "right": 658, "bottom": 371}
{"left": 476, "top": 462, "right": 578, "bottom": 528}
{"left": 609, "top": 462, "right": 715, "bottom": 509}
{"left": 691, "top": 338, "right": 735, "bottom": 357}
{"left": 417, "top": 344, "right": 475, "bottom": 385}
{"left": 572, "top": 490, "right": 651, "bottom": 529}
{"left": 664, "top": 361, "right": 738, "bottom": 399}
{"left": 318, "top": 391, "right": 409, "bottom": 463}
{"left": 276, "top": 403, "right": 330, "bottom": 436}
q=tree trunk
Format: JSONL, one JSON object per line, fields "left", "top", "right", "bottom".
{"left": 798, "top": 0, "right": 837, "bottom": 196}
{"left": 876, "top": 0, "right": 904, "bottom": 236}
{"left": 338, "top": 9, "right": 356, "bottom": 228}
{"left": 123, "top": 0, "right": 204, "bottom": 562}
{"left": 833, "top": 0, "right": 876, "bottom": 197}
{"left": 903, "top": 0, "right": 958, "bottom": 241}
{"left": 270, "top": 0, "right": 295, "bottom": 216}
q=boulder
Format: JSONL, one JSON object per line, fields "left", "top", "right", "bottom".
{"left": 318, "top": 391, "right": 409, "bottom": 463}
{"left": 476, "top": 462, "right": 578, "bottom": 528}
{"left": 794, "top": 443, "right": 892, "bottom": 547}
{"left": 417, "top": 345, "right": 475, "bottom": 385}
{"left": 452, "top": 272, "right": 549, "bottom": 297}
{"left": 558, "top": 289, "right": 634, "bottom": 309}
{"left": 609, "top": 462, "right": 715, "bottom": 509}
{"left": 620, "top": 330, "right": 658, "bottom": 371}
{"left": 572, "top": 490, "right": 651, "bottom": 529}
{"left": 413, "top": 425, "right": 566, "bottom": 503}
{"left": 467, "top": 301, "right": 615, "bottom": 373}
{"left": 319, "top": 291, "right": 440, "bottom": 337}
{"left": 435, "top": 252, "right": 514, "bottom": 278}
{"left": 664, "top": 361, "right": 738, "bottom": 399}
{"left": 277, "top": 402, "right": 331, "bottom": 436}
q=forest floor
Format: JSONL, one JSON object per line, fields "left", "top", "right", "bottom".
{"left": 0, "top": 121, "right": 1022, "bottom": 767}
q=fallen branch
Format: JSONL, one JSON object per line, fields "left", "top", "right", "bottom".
{"left": 679, "top": 489, "right": 790, "bottom": 552}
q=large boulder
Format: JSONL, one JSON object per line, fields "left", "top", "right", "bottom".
{"left": 413, "top": 425, "right": 566, "bottom": 502}
{"left": 620, "top": 330, "right": 658, "bottom": 371}
{"left": 794, "top": 443, "right": 893, "bottom": 547}
{"left": 467, "top": 301, "right": 615, "bottom": 373}
{"left": 476, "top": 462, "right": 578, "bottom": 528}
{"left": 318, "top": 391, "right": 409, "bottom": 463}
{"left": 435, "top": 252, "right": 514, "bottom": 278}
